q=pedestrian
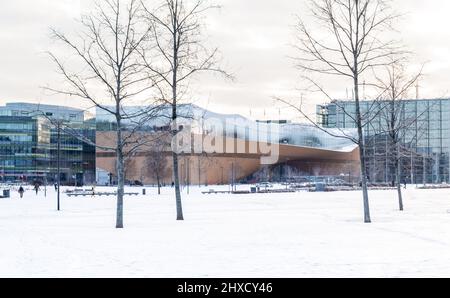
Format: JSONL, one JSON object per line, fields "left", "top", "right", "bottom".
{"left": 54, "top": 182, "right": 58, "bottom": 191}
{"left": 18, "top": 186, "right": 25, "bottom": 199}
{"left": 34, "top": 183, "right": 40, "bottom": 195}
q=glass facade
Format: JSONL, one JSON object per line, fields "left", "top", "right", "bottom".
{"left": 317, "top": 99, "right": 450, "bottom": 183}
{"left": 0, "top": 103, "right": 96, "bottom": 185}
{"left": 0, "top": 116, "right": 50, "bottom": 182}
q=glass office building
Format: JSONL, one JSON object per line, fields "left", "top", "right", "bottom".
{"left": 0, "top": 116, "right": 51, "bottom": 182}
{"left": 0, "top": 103, "right": 96, "bottom": 185}
{"left": 317, "top": 99, "right": 450, "bottom": 184}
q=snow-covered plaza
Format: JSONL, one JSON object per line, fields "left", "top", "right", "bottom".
{"left": 1, "top": 185, "right": 450, "bottom": 278}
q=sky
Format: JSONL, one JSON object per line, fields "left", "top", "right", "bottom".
{"left": 1, "top": 0, "right": 450, "bottom": 122}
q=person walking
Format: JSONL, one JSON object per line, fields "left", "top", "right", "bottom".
{"left": 18, "top": 186, "right": 25, "bottom": 199}
{"left": 34, "top": 183, "right": 40, "bottom": 196}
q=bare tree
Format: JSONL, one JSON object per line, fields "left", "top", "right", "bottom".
{"left": 279, "top": 0, "right": 402, "bottom": 223}
{"left": 47, "top": 0, "right": 161, "bottom": 228}
{"left": 372, "top": 58, "right": 424, "bottom": 211}
{"left": 145, "top": 135, "right": 170, "bottom": 195}
{"left": 124, "top": 154, "right": 138, "bottom": 184}
{"left": 141, "top": 0, "right": 231, "bottom": 220}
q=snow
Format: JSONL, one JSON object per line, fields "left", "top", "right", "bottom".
{"left": 1, "top": 185, "right": 450, "bottom": 277}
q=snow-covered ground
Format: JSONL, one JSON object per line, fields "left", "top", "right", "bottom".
{"left": 1, "top": 184, "right": 450, "bottom": 278}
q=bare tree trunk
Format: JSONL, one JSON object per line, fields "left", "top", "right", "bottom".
{"left": 171, "top": 7, "right": 184, "bottom": 220}
{"left": 396, "top": 155, "right": 404, "bottom": 211}
{"left": 393, "top": 136, "right": 404, "bottom": 211}
{"left": 359, "top": 146, "right": 371, "bottom": 223}
{"left": 157, "top": 174, "right": 161, "bottom": 195}
{"left": 116, "top": 120, "right": 125, "bottom": 229}
{"left": 423, "top": 155, "right": 427, "bottom": 186}
{"left": 172, "top": 102, "right": 184, "bottom": 220}
{"left": 355, "top": 77, "right": 372, "bottom": 223}
{"left": 173, "top": 151, "right": 184, "bottom": 220}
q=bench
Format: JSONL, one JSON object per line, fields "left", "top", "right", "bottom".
{"left": 257, "top": 189, "right": 297, "bottom": 194}
{"left": 67, "top": 192, "right": 140, "bottom": 197}
{"left": 202, "top": 190, "right": 232, "bottom": 195}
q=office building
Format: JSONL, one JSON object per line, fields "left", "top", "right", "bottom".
{"left": 317, "top": 99, "right": 450, "bottom": 183}
{"left": 0, "top": 103, "right": 96, "bottom": 185}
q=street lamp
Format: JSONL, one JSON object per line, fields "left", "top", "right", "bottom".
{"left": 56, "top": 119, "right": 62, "bottom": 211}
{"left": 45, "top": 112, "right": 63, "bottom": 211}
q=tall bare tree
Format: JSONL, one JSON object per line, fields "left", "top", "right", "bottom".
{"left": 141, "top": 0, "right": 231, "bottom": 220}
{"left": 47, "top": 0, "right": 160, "bottom": 228}
{"left": 280, "top": 0, "right": 402, "bottom": 223}
{"left": 372, "top": 59, "right": 424, "bottom": 211}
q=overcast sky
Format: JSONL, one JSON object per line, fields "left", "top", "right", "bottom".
{"left": 1, "top": 0, "right": 449, "bottom": 121}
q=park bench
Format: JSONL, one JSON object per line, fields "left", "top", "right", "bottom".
{"left": 259, "top": 189, "right": 297, "bottom": 194}
{"left": 67, "top": 191, "right": 139, "bottom": 197}
{"left": 202, "top": 189, "right": 232, "bottom": 195}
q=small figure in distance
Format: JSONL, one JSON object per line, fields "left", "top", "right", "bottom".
{"left": 34, "top": 183, "right": 40, "bottom": 195}
{"left": 18, "top": 186, "right": 25, "bottom": 199}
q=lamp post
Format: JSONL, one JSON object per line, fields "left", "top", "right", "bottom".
{"left": 1, "top": 159, "right": 5, "bottom": 184}
{"left": 44, "top": 174, "right": 47, "bottom": 198}
{"left": 186, "top": 157, "right": 190, "bottom": 195}
{"left": 56, "top": 120, "right": 61, "bottom": 211}
{"left": 285, "top": 159, "right": 289, "bottom": 190}
{"left": 46, "top": 112, "right": 63, "bottom": 211}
